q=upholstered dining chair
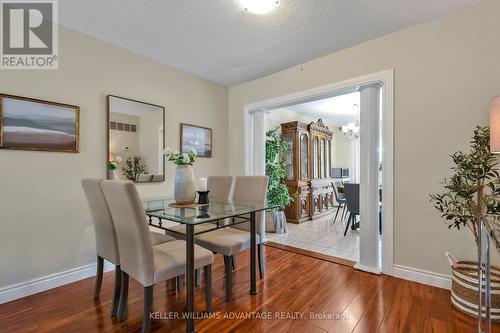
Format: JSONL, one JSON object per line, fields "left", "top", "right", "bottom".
{"left": 195, "top": 176, "right": 268, "bottom": 301}
{"left": 81, "top": 179, "right": 174, "bottom": 317}
{"left": 100, "top": 180, "right": 214, "bottom": 333}
{"left": 332, "top": 181, "right": 347, "bottom": 224}
{"left": 343, "top": 183, "right": 360, "bottom": 236}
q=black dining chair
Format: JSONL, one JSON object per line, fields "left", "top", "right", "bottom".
{"left": 331, "top": 181, "right": 347, "bottom": 224}
{"left": 343, "top": 183, "right": 360, "bottom": 236}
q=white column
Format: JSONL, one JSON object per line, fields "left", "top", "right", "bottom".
{"left": 355, "top": 82, "right": 382, "bottom": 274}
{"left": 252, "top": 109, "right": 267, "bottom": 176}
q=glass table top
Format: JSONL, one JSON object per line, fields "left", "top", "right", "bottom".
{"left": 142, "top": 197, "right": 278, "bottom": 225}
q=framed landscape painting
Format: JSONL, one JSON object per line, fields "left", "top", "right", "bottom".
{"left": 180, "top": 123, "right": 212, "bottom": 157}
{"left": 0, "top": 94, "right": 79, "bottom": 152}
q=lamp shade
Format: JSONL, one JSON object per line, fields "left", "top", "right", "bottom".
{"left": 491, "top": 96, "right": 500, "bottom": 153}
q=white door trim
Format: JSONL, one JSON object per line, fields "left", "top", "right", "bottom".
{"left": 243, "top": 69, "right": 394, "bottom": 275}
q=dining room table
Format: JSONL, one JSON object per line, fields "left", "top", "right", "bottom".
{"left": 142, "top": 197, "right": 277, "bottom": 333}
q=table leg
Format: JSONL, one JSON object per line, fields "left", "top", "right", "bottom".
{"left": 250, "top": 212, "right": 257, "bottom": 295}
{"left": 186, "top": 224, "right": 195, "bottom": 333}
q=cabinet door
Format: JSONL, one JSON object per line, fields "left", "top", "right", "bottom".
{"left": 313, "top": 137, "right": 318, "bottom": 179}
{"left": 326, "top": 139, "right": 331, "bottom": 178}
{"left": 283, "top": 132, "right": 294, "bottom": 180}
{"left": 320, "top": 138, "right": 325, "bottom": 178}
{"left": 300, "top": 134, "right": 308, "bottom": 179}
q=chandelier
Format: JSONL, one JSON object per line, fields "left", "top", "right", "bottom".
{"left": 340, "top": 122, "right": 359, "bottom": 139}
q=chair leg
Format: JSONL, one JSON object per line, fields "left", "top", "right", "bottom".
{"left": 224, "top": 255, "right": 232, "bottom": 302}
{"left": 204, "top": 265, "right": 212, "bottom": 313}
{"left": 379, "top": 210, "right": 382, "bottom": 235}
{"left": 258, "top": 244, "right": 265, "bottom": 279}
{"left": 195, "top": 269, "right": 200, "bottom": 288}
{"left": 341, "top": 204, "right": 347, "bottom": 220}
{"left": 94, "top": 256, "right": 104, "bottom": 299}
{"left": 231, "top": 255, "right": 237, "bottom": 271}
{"left": 344, "top": 213, "right": 352, "bottom": 236}
{"left": 111, "top": 265, "right": 122, "bottom": 317}
{"left": 333, "top": 204, "right": 341, "bottom": 224}
{"left": 118, "top": 272, "right": 129, "bottom": 321}
{"left": 141, "top": 286, "right": 153, "bottom": 333}
{"left": 176, "top": 275, "right": 183, "bottom": 293}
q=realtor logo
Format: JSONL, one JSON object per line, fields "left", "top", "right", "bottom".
{"left": 1, "top": 0, "right": 58, "bottom": 69}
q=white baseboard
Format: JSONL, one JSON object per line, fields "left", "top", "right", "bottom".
{"left": 393, "top": 264, "right": 451, "bottom": 290}
{"left": 0, "top": 261, "right": 115, "bottom": 304}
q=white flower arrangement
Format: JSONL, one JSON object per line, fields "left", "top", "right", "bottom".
{"left": 108, "top": 155, "right": 122, "bottom": 170}
{"left": 163, "top": 147, "right": 197, "bottom": 166}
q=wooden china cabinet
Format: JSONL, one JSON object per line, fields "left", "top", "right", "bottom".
{"left": 281, "top": 119, "right": 335, "bottom": 224}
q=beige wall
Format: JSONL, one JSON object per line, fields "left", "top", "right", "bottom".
{"left": 228, "top": 0, "right": 500, "bottom": 275}
{"left": 0, "top": 26, "right": 228, "bottom": 288}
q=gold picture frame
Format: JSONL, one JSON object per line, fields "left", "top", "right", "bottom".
{"left": 0, "top": 93, "right": 80, "bottom": 153}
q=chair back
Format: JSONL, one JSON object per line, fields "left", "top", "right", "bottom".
{"left": 344, "top": 183, "right": 360, "bottom": 215}
{"left": 230, "top": 176, "right": 269, "bottom": 237}
{"left": 81, "top": 179, "right": 119, "bottom": 264}
{"left": 208, "top": 176, "right": 234, "bottom": 202}
{"left": 101, "top": 180, "right": 155, "bottom": 286}
{"left": 332, "top": 181, "right": 346, "bottom": 201}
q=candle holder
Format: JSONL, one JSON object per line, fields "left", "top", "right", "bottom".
{"left": 197, "top": 191, "right": 210, "bottom": 205}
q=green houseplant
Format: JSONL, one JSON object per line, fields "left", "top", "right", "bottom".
{"left": 122, "top": 156, "right": 147, "bottom": 182}
{"left": 430, "top": 126, "right": 499, "bottom": 252}
{"left": 265, "top": 129, "right": 292, "bottom": 233}
{"left": 430, "top": 126, "right": 500, "bottom": 318}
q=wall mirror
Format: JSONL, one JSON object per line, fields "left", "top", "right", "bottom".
{"left": 107, "top": 95, "right": 165, "bottom": 183}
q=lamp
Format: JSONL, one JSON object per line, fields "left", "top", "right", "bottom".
{"left": 491, "top": 96, "right": 500, "bottom": 154}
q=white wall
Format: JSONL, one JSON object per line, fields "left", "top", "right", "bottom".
{"left": 228, "top": 0, "right": 500, "bottom": 275}
{"left": 0, "top": 25, "right": 228, "bottom": 289}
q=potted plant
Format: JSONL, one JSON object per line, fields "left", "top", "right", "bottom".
{"left": 430, "top": 126, "right": 499, "bottom": 318}
{"left": 163, "top": 147, "right": 198, "bottom": 204}
{"left": 122, "top": 156, "right": 147, "bottom": 182}
{"left": 108, "top": 155, "right": 122, "bottom": 180}
{"left": 265, "top": 129, "right": 292, "bottom": 233}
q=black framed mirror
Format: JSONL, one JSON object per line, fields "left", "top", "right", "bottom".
{"left": 107, "top": 95, "right": 165, "bottom": 183}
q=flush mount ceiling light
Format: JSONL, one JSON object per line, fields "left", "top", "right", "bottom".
{"left": 240, "top": 0, "right": 279, "bottom": 14}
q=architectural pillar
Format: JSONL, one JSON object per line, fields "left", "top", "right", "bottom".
{"left": 251, "top": 109, "right": 267, "bottom": 176}
{"left": 355, "top": 82, "right": 382, "bottom": 274}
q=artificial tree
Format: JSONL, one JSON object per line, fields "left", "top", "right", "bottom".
{"left": 430, "top": 126, "right": 499, "bottom": 254}
{"left": 122, "top": 156, "right": 147, "bottom": 182}
{"left": 265, "top": 129, "right": 292, "bottom": 232}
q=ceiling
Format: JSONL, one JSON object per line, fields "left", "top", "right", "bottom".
{"left": 109, "top": 96, "right": 163, "bottom": 117}
{"left": 285, "top": 92, "right": 360, "bottom": 126}
{"left": 59, "top": 0, "right": 484, "bottom": 86}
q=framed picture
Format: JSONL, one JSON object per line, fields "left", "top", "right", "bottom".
{"left": 0, "top": 94, "right": 79, "bottom": 152}
{"left": 180, "top": 123, "right": 212, "bottom": 157}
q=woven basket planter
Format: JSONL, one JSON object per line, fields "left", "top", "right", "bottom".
{"left": 446, "top": 252, "right": 500, "bottom": 321}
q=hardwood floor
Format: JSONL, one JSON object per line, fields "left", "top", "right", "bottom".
{"left": 0, "top": 246, "right": 497, "bottom": 333}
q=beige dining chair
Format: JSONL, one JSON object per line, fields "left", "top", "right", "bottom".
{"left": 195, "top": 176, "right": 268, "bottom": 301}
{"left": 164, "top": 176, "right": 234, "bottom": 289}
{"left": 81, "top": 179, "right": 174, "bottom": 317}
{"left": 100, "top": 180, "right": 214, "bottom": 333}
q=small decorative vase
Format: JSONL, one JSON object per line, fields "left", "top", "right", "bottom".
{"left": 174, "top": 165, "right": 196, "bottom": 204}
{"left": 108, "top": 169, "right": 118, "bottom": 180}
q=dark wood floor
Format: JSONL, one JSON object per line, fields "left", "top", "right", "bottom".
{"left": 0, "top": 246, "right": 497, "bottom": 333}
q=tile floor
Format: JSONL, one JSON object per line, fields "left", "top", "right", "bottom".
{"left": 265, "top": 211, "right": 360, "bottom": 262}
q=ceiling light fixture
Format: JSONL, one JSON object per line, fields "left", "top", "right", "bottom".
{"left": 240, "top": 0, "right": 279, "bottom": 14}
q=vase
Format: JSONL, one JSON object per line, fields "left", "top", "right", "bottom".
{"left": 108, "top": 169, "right": 117, "bottom": 180}
{"left": 174, "top": 165, "right": 196, "bottom": 204}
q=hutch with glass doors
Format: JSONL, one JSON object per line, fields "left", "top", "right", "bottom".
{"left": 281, "top": 119, "right": 335, "bottom": 224}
